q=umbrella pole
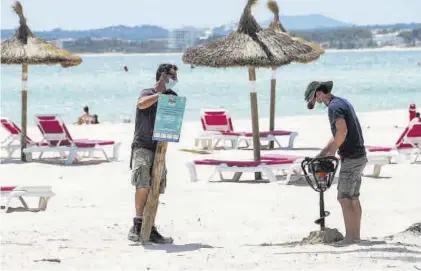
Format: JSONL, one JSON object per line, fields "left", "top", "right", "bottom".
{"left": 269, "top": 67, "right": 276, "bottom": 149}
{"left": 248, "top": 66, "right": 262, "bottom": 180}
{"left": 20, "top": 63, "right": 28, "bottom": 162}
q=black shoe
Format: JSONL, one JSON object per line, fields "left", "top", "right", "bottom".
{"left": 149, "top": 226, "right": 173, "bottom": 244}
{"left": 127, "top": 217, "right": 142, "bottom": 242}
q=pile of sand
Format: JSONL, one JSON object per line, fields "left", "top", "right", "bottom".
{"left": 300, "top": 228, "right": 344, "bottom": 245}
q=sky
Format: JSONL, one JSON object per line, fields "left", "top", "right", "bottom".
{"left": 1, "top": 0, "right": 420, "bottom": 31}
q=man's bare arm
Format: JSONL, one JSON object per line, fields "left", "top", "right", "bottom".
{"left": 317, "top": 119, "right": 348, "bottom": 157}
{"left": 332, "top": 118, "right": 347, "bottom": 153}
{"left": 138, "top": 94, "right": 159, "bottom": 110}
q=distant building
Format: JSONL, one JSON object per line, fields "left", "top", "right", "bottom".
{"left": 167, "top": 28, "right": 202, "bottom": 52}
{"left": 49, "top": 38, "right": 75, "bottom": 49}
{"left": 372, "top": 32, "right": 405, "bottom": 47}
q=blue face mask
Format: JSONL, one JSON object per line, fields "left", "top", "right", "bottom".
{"left": 166, "top": 78, "right": 178, "bottom": 90}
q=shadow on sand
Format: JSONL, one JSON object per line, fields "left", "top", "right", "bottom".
{"left": 245, "top": 239, "right": 421, "bottom": 263}
{"left": 0, "top": 206, "right": 44, "bottom": 213}
{"left": 131, "top": 242, "right": 219, "bottom": 253}
{"left": 0, "top": 157, "right": 113, "bottom": 167}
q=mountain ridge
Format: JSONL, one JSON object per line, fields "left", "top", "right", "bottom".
{"left": 1, "top": 14, "right": 420, "bottom": 41}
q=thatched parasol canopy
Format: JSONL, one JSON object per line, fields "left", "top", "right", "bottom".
{"left": 264, "top": 0, "right": 324, "bottom": 63}
{"left": 1, "top": 1, "right": 82, "bottom": 67}
{"left": 182, "top": 0, "right": 293, "bottom": 68}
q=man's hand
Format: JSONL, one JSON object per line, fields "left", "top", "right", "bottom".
{"left": 154, "top": 73, "right": 167, "bottom": 93}
{"left": 317, "top": 137, "right": 335, "bottom": 157}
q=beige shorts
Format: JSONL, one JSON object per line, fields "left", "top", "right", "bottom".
{"left": 337, "top": 155, "right": 368, "bottom": 200}
{"left": 130, "top": 148, "right": 166, "bottom": 194}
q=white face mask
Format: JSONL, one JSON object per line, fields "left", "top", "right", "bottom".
{"left": 165, "top": 78, "right": 178, "bottom": 90}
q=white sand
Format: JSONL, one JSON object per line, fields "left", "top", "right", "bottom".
{"left": 1, "top": 109, "right": 420, "bottom": 270}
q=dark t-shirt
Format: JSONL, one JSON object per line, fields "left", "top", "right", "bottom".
{"left": 328, "top": 96, "right": 366, "bottom": 159}
{"left": 131, "top": 88, "right": 177, "bottom": 151}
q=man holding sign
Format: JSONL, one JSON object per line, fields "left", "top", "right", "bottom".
{"left": 128, "top": 64, "right": 178, "bottom": 243}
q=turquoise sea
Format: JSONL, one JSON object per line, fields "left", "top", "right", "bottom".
{"left": 1, "top": 49, "right": 420, "bottom": 125}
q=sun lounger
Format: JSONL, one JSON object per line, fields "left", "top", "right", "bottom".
{"left": 194, "top": 109, "right": 298, "bottom": 150}
{"left": 262, "top": 152, "right": 389, "bottom": 178}
{"left": 186, "top": 157, "right": 302, "bottom": 184}
{"left": 0, "top": 186, "right": 55, "bottom": 212}
{"left": 23, "top": 114, "right": 121, "bottom": 165}
{"left": 366, "top": 119, "right": 421, "bottom": 164}
{"left": 1, "top": 118, "right": 48, "bottom": 159}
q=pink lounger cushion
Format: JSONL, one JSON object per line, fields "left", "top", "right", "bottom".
{"left": 366, "top": 146, "right": 393, "bottom": 152}
{"left": 1, "top": 186, "right": 17, "bottom": 192}
{"left": 72, "top": 140, "right": 115, "bottom": 148}
{"left": 221, "top": 131, "right": 245, "bottom": 136}
{"left": 200, "top": 110, "right": 296, "bottom": 137}
{"left": 1, "top": 118, "right": 49, "bottom": 146}
{"left": 221, "top": 131, "right": 293, "bottom": 137}
{"left": 193, "top": 159, "right": 295, "bottom": 167}
{"left": 261, "top": 154, "right": 302, "bottom": 161}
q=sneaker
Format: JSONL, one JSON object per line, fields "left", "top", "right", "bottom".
{"left": 150, "top": 226, "right": 174, "bottom": 244}
{"left": 127, "top": 217, "right": 142, "bottom": 242}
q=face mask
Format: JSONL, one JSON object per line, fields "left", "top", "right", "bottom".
{"left": 316, "top": 102, "right": 326, "bottom": 110}
{"left": 165, "top": 78, "right": 178, "bottom": 90}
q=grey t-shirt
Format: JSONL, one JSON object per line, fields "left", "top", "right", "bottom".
{"left": 328, "top": 96, "right": 366, "bottom": 159}
{"left": 131, "top": 88, "right": 177, "bottom": 151}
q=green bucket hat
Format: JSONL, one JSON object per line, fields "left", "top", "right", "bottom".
{"left": 304, "top": 81, "right": 334, "bottom": 102}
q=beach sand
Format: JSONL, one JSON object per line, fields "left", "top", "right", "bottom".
{"left": 1, "top": 109, "right": 420, "bottom": 270}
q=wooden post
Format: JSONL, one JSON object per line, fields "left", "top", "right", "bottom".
{"left": 21, "top": 63, "right": 28, "bottom": 162}
{"left": 140, "top": 141, "right": 168, "bottom": 243}
{"left": 248, "top": 66, "right": 262, "bottom": 180}
{"left": 269, "top": 67, "right": 276, "bottom": 150}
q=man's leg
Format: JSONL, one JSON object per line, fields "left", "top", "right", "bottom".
{"left": 129, "top": 149, "right": 171, "bottom": 243}
{"left": 354, "top": 199, "right": 362, "bottom": 240}
{"left": 338, "top": 198, "right": 356, "bottom": 242}
{"left": 148, "top": 166, "right": 173, "bottom": 244}
{"left": 337, "top": 161, "right": 358, "bottom": 243}
{"left": 337, "top": 156, "right": 366, "bottom": 243}
{"left": 352, "top": 157, "right": 366, "bottom": 241}
{"left": 128, "top": 148, "right": 154, "bottom": 242}
{"left": 135, "top": 188, "right": 149, "bottom": 217}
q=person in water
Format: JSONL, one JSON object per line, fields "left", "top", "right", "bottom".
{"left": 77, "top": 106, "right": 92, "bottom": 125}
{"left": 91, "top": 114, "right": 99, "bottom": 124}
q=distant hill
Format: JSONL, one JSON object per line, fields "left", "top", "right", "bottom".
{"left": 1, "top": 24, "right": 169, "bottom": 41}
{"left": 212, "top": 14, "right": 352, "bottom": 36}
{"left": 1, "top": 14, "right": 420, "bottom": 41}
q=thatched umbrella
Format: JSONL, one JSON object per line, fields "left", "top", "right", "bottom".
{"left": 263, "top": 0, "right": 325, "bottom": 148}
{"left": 183, "top": 0, "right": 310, "bottom": 180}
{"left": 1, "top": 1, "right": 82, "bottom": 161}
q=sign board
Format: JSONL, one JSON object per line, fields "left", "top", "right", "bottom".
{"left": 152, "top": 95, "right": 186, "bottom": 142}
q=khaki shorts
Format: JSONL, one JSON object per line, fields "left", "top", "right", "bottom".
{"left": 337, "top": 155, "right": 368, "bottom": 200}
{"left": 130, "top": 148, "right": 166, "bottom": 194}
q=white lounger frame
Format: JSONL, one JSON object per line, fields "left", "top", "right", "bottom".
{"left": 0, "top": 133, "right": 21, "bottom": 159}
{"left": 236, "top": 132, "right": 299, "bottom": 150}
{"left": 194, "top": 131, "right": 299, "bottom": 151}
{"left": 22, "top": 115, "right": 121, "bottom": 165}
{"left": 1, "top": 186, "right": 55, "bottom": 212}
{"left": 186, "top": 160, "right": 302, "bottom": 184}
